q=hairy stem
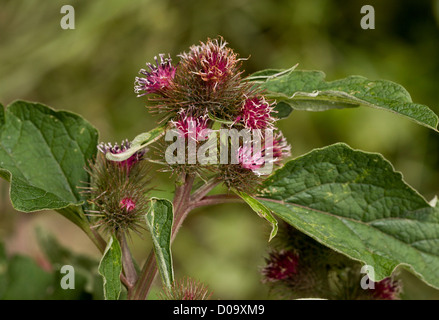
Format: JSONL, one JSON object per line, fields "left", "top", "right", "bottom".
{"left": 172, "top": 174, "right": 194, "bottom": 239}
{"left": 88, "top": 227, "right": 107, "bottom": 253}
{"left": 189, "top": 177, "right": 221, "bottom": 202}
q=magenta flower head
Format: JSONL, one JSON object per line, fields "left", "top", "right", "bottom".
{"left": 262, "top": 250, "right": 299, "bottom": 282}
{"left": 98, "top": 139, "right": 145, "bottom": 171}
{"left": 237, "top": 144, "right": 265, "bottom": 171}
{"left": 237, "top": 95, "right": 275, "bottom": 130}
{"left": 120, "top": 197, "right": 136, "bottom": 213}
{"left": 135, "top": 53, "right": 176, "bottom": 96}
{"left": 171, "top": 109, "right": 210, "bottom": 142}
{"left": 268, "top": 132, "right": 291, "bottom": 165}
{"left": 371, "top": 277, "right": 402, "bottom": 300}
{"left": 178, "top": 37, "right": 242, "bottom": 92}
{"left": 236, "top": 132, "right": 290, "bottom": 174}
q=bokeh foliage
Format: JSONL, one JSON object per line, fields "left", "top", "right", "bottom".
{"left": 0, "top": 0, "right": 438, "bottom": 299}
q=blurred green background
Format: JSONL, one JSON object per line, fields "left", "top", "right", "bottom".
{"left": 1, "top": 0, "right": 439, "bottom": 299}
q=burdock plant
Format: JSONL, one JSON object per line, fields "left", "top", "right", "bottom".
{"left": 1, "top": 36, "right": 439, "bottom": 300}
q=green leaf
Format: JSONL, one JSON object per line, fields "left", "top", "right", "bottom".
{"left": 273, "top": 101, "right": 293, "bottom": 119}
{"left": 145, "top": 198, "right": 174, "bottom": 290}
{"left": 35, "top": 227, "right": 104, "bottom": 299}
{"left": 1, "top": 255, "right": 53, "bottom": 300}
{"left": 233, "top": 189, "right": 278, "bottom": 241}
{"left": 258, "top": 143, "right": 439, "bottom": 289}
{"left": 0, "top": 100, "right": 98, "bottom": 223}
{"left": 106, "top": 124, "right": 166, "bottom": 162}
{"left": 98, "top": 235, "right": 122, "bottom": 300}
{"left": 249, "top": 68, "right": 438, "bottom": 130}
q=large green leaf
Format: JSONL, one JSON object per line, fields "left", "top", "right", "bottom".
{"left": 0, "top": 100, "right": 98, "bottom": 219}
{"left": 258, "top": 143, "right": 439, "bottom": 289}
{"left": 98, "top": 235, "right": 122, "bottom": 300}
{"left": 1, "top": 255, "right": 53, "bottom": 300}
{"left": 145, "top": 198, "right": 174, "bottom": 290}
{"left": 248, "top": 68, "right": 438, "bottom": 131}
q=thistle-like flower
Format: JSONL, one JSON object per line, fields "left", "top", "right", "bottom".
{"left": 171, "top": 109, "right": 210, "bottom": 142}
{"left": 135, "top": 54, "right": 176, "bottom": 96}
{"left": 134, "top": 38, "right": 292, "bottom": 192}
{"left": 85, "top": 141, "right": 151, "bottom": 236}
{"left": 237, "top": 144, "right": 265, "bottom": 171}
{"left": 173, "top": 37, "right": 252, "bottom": 121}
{"left": 237, "top": 96, "right": 275, "bottom": 130}
{"left": 262, "top": 250, "right": 299, "bottom": 282}
{"left": 135, "top": 38, "right": 253, "bottom": 122}
{"left": 160, "top": 277, "right": 213, "bottom": 300}
{"left": 179, "top": 37, "right": 242, "bottom": 91}
{"left": 269, "top": 132, "right": 291, "bottom": 166}
{"left": 236, "top": 131, "right": 291, "bottom": 174}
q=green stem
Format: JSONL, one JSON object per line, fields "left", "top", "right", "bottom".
{"left": 128, "top": 180, "right": 242, "bottom": 300}
{"left": 128, "top": 251, "right": 156, "bottom": 300}
{"left": 189, "top": 177, "right": 220, "bottom": 202}
{"left": 86, "top": 227, "right": 107, "bottom": 253}
{"left": 128, "top": 173, "right": 194, "bottom": 300}
{"left": 57, "top": 206, "right": 107, "bottom": 253}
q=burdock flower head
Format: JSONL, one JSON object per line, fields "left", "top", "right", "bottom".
{"left": 85, "top": 140, "right": 151, "bottom": 236}
{"left": 179, "top": 37, "right": 242, "bottom": 91}
{"left": 135, "top": 37, "right": 292, "bottom": 191}
{"left": 135, "top": 54, "right": 176, "bottom": 96}
{"left": 171, "top": 109, "right": 210, "bottom": 143}
{"left": 237, "top": 131, "right": 291, "bottom": 174}
{"left": 237, "top": 144, "right": 265, "bottom": 171}
{"left": 136, "top": 37, "right": 252, "bottom": 122}
{"left": 269, "top": 132, "right": 291, "bottom": 166}
{"left": 262, "top": 249, "right": 299, "bottom": 282}
{"left": 237, "top": 95, "right": 276, "bottom": 130}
